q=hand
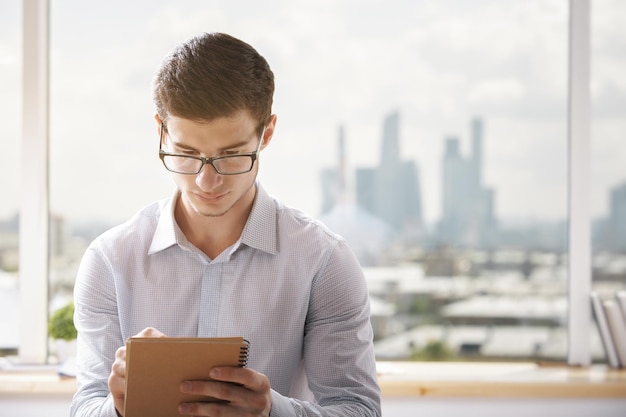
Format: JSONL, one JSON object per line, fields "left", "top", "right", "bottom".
{"left": 178, "top": 366, "right": 272, "bottom": 417}
{"left": 108, "top": 327, "right": 167, "bottom": 416}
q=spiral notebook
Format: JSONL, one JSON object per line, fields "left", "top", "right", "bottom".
{"left": 124, "top": 336, "right": 250, "bottom": 417}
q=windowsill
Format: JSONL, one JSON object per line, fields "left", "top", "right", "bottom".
{"left": 377, "top": 361, "right": 626, "bottom": 398}
{"left": 0, "top": 361, "right": 625, "bottom": 398}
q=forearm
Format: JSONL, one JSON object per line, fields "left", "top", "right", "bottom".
{"left": 70, "top": 389, "right": 119, "bottom": 417}
{"left": 269, "top": 390, "right": 380, "bottom": 417}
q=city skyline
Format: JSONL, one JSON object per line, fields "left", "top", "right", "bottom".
{"left": 317, "top": 110, "right": 625, "bottom": 252}
{"left": 1, "top": 107, "right": 625, "bottom": 241}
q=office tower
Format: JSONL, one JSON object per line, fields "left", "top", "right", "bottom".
{"left": 320, "top": 128, "right": 392, "bottom": 266}
{"left": 609, "top": 182, "right": 626, "bottom": 250}
{"left": 320, "top": 167, "right": 338, "bottom": 215}
{"left": 356, "top": 167, "right": 377, "bottom": 216}
{"left": 471, "top": 118, "right": 483, "bottom": 188}
{"left": 320, "top": 125, "right": 348, "bottom": 215}
{"left": 322, "top": 111, "right": 423, "bottom": 244}
{"left": 337, "top": 125, "right": 347, "bottom": 195}
{"left": 440, "top": 136, "right": 468, "bottom": 243}
{"left": 439, "top": 117, "right": 496, "bottom": 248}
{"left": 356, "top": 111, "right": 423, "bottom": 237}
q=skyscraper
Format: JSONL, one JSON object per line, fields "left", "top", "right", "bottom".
{"left": 356, "top": 111, "right": 423, "bottom": 239}
{"left": 319, "top": 125, "right": 393, "bottom": 266}
{"left": 321, "top": 111, "right": 423, "bottom": 242}
{"left": 438, "top": 117, "right": 496, "bottom": 248}
{"left": 609, "top": 182, "right": 626, "bottom": 250}
{"left": 320, "top": 125, "right": 347, "bottom": 215}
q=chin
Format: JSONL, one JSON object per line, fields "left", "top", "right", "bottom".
{"left": 192, "top": 200, "right": 232, "bottom": 218}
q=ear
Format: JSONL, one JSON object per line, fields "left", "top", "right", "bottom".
{"left": 260, "top": 114, "right": 277, "bottom": 151}
{"left": 155, "top": 113, "right": 165, "bottom": 145}
{"left": 154, "top": 113, "right": 163, "bottom": 131}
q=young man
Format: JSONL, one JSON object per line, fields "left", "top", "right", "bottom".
{"left": 70, "top": 32, "right": 381, "bottom": 417}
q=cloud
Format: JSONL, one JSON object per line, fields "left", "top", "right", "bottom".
{"left": 468, "top": 78, "right": 526, "bottom": 104}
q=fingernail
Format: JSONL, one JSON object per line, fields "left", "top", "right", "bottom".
{"left": 210, "top": 368, "right": 220, "bottom": 378}
{"left": 179, "top": 403, "right": 190, "bottom": 414}
{"left": 181, "top": 381, "right": 192, "bottom": 393}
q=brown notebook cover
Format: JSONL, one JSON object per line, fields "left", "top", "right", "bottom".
{"left": 124, "top": 336, "right": 249, "bottom": 417}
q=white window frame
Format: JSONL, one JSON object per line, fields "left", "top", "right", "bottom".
{"left": 18, "top": 0, "right": 593, "bottom": 366}
{"left": 19, "top": 0, "right": 49, "bottom": 364}
{"left": 567, "top": 0, "right": 592, "bottom": 367}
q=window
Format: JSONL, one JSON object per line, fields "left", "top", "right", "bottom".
{"left": 591, "top": 2, "right": 626, "bottom": 300}
{"left": 3, "top": 0, "right": 622, "bottom": 366}
{"left": 0, "top": 0, "right": 21, "bottom": 356}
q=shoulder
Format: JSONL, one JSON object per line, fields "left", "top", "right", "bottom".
{"left": 272, "top": 196, "right": 345, "bottom": 246}
{"left": 89, "top": 198, "right": 169, "bottom": 253}
{"left": 270, "top": 195, "right": 363, "bottom": 274}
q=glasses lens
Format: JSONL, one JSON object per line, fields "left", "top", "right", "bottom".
{"left": 213, "top": 156, "right": 253, "bottom": 175}
{"left": 162, "top": 155, "right": 202, "bottom": 174}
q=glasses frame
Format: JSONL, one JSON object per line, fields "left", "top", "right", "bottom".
{"left": 158, "top": 122, "right": 265, "bottom": 175}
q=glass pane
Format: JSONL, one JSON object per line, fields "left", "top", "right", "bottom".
{"left": 591, "top": 0, "right": 626, "bottom": 362}
{"left": 49, "top": 0, "right": 573, "bottom": 363}
{"left": 315, "top": 1, "right": 570, "bottom": 363}
{"left": 0, "top": 0, "right": 21, "bottom": 357}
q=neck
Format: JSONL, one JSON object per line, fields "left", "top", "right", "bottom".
{"left": 174, "top": 186, "right": 256, "bottom": 259}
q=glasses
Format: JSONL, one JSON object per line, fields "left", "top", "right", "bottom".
{"left": 159, "top": 122, "right": 264, "bottom": 175}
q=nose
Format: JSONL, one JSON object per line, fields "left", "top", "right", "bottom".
{"left": 195, "top": 163, "right": 223, "bottom": 191}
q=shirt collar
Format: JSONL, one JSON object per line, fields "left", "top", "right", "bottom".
{"left": 240, "top": 182, "right": 278, "bottom": 255}
{"left": 148, "top": 182, "right": 278, "bottom": 256}
{"left": 148, "top": 189, "right": 182, "bottom": 255}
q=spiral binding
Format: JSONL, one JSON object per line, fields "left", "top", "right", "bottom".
{"left": 238, "top": 339, "right": 250, "bottom": 367}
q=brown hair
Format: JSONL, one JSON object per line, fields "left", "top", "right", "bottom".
{"left": 153, "top": 32, "right": 274, "bottom": 132}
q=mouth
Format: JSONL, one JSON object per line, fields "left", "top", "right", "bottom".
{"left": 194, "top": 191, "right": 227, "bottom": 203}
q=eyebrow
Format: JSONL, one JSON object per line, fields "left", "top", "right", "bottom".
{"left": 167, "top": 134, "right": 254, "bottom": 154}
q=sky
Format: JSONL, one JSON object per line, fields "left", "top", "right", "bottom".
{"left": 0, "top": 0, "right": 624, "bottom": 227}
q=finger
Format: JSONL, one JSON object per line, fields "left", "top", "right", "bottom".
{"left": 210, "top": 367, "right": 270, "bottom": 392}
{"left": 111, "top": 346, "right": 126, "bottom": 377}
{"left": 108, "top": 371, "right": 125, "bottom": 398}
{"left": 108, "top": 353, "right": 127, "bottom": 414}
{"left": 179, "top": 383, "right": 270, "bottom": 416}
{"left": 179, "top": 400, "right": 237, "bottom": 416}
{"left": 135, "top": 327, "right": 168, "bottom": 338}
{"left": 115, "top": 345, "right": 126, "bottom": 361}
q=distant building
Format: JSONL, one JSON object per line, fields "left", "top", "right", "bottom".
{"left": 320, "top": 166, "right": 338, "bottom": 215}
{"left": 320, "top": 125, "right": 348, "bottom": 215}
{"left": 438, "top": 117, "right": 496, "bottom": 248}
{"left": 319, "top": 125, "right": 393, "bottom": 265}
{"left": 609, "top": 181, "right": 626, "bottom": 250}
{"left": 320, "top": 112, "right": 423, "bottom": 247}
{"left": 355, "top": 111, "right": 423, "bottom": 241}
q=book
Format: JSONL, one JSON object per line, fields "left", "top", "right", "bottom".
{"left": 616, "top": 290, "right": 626, "bottom": 321}
{"left": 590, "top": 292, "right": 620, "bottom": 368}
{"left": 603, "top": 298, "right": 626, "bottom": 367}
{"left": 124, "top": 336, "right": 250, "bottom": 417}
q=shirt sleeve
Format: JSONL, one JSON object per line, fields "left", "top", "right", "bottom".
{"left": 70, "top": 244, "right": 125, "bottom": 417}
{"left": 271, "top": 239, "right": 382, "bottom": 417}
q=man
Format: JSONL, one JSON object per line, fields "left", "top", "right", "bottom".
{"left": 70, "top": 32, "right": 381, "bottom": 417}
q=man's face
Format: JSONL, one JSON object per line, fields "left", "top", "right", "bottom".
{"left": 158, "top": 111, "right": 273, "bottom": 219}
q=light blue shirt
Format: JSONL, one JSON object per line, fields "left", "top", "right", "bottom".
{"left": 70, "top": 183, "right": 381, "bottom": 417}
